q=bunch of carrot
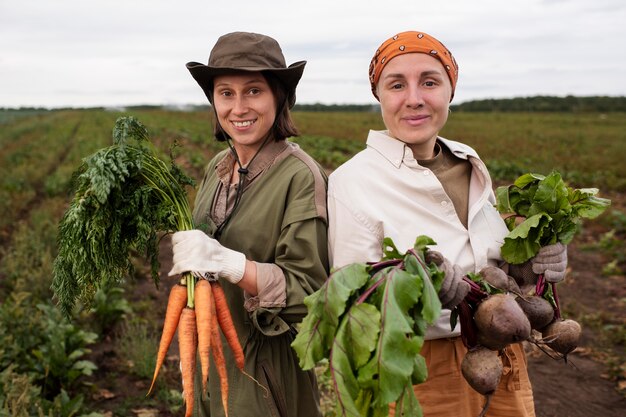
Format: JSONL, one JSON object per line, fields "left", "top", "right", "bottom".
{"left": 147, "top": 274, "right": 244, "bottom": 417}
{"left": 50, "top": 117, "right": 246, "bottom": 416}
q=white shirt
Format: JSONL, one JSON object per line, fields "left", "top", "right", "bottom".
{"left": 328, "top": 130, "right": 510, "bottom": 339}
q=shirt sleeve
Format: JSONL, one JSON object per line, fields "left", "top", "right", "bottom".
{"left": 246, "top": 213, "right": 329, "bottom": 336}
{"left": 327, "top": 181, "right": 384, "bottom": 269}
{"left": 243, "top": 262, "right": 286, "bottom": 311}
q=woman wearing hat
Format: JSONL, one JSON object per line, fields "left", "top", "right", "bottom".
{"left": 168, "top": 32, "right": 328, "bottom": 417}
{"left": 327, "top": 31, "right": 567, "bottom": 416}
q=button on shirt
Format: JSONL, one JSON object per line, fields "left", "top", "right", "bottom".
{"left": 327, "top": 130, "right": 510, "bottom": 339}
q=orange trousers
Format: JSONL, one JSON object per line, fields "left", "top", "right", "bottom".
{"left": 390, "top": 337, "right": 535, "bottom": 417}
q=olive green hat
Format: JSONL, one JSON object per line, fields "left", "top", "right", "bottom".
{"left": 186, "top": 31, "right": 306, "bottom": 108}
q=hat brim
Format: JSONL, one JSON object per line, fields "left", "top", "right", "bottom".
{"left": 187, "top": 60, "right": 306, "bottom": 106}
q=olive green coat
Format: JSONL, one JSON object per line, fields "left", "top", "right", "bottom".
{"left": 191, "top": 142, "right": 328, "bottom": 417}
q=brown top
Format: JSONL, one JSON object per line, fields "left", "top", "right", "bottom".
{"left": 418, "top": 140, "right": 472, "bottom": 228}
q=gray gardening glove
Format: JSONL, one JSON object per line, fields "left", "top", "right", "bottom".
{"left": 427, "top": 251, "right": 470, "bottom": 309}
{"left": 531, "top": 242, "right": 568, "bottom": 283}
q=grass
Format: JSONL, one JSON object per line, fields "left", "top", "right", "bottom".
{"left": 115, "top": 319, "right": 159, "bottom": 380}
{"left": 441, "top": 112, "right": 626, "bottom": 190}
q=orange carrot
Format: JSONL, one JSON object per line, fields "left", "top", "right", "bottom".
{"left": 208, "top": 283, "right": 230, "bottom": 415}
{"left": 147, "top": 283, "right": 187, "bottom": 396}
{"left": 194, "top": 279, "right": 212, "bottom": 391}
{"left": 178, "top": 306, "right": 198, "bottom": 417}
{"left": 210, "top": 281, "right": 245, "bottom": 370}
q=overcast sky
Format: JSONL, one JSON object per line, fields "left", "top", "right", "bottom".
{"left": 2, "top": 0, "right": 625, "bottom": 108}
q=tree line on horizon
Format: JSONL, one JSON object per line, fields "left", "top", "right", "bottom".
{"left": 295, "top": 95, "right": 626, "bottom": 112}
{"left": 449, "top": 95, "right": 626, "bottom": 112}
{"left": 2, "top": 95, "right": 626, "bottom": 114}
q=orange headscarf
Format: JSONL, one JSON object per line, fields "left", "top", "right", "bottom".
{"left": 368, "top": 31, "right": 459, "bottom": 102}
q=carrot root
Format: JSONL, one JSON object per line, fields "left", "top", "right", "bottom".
{"left": 178, "top": 307, "right": 198, "bottom": 417}
{"left": 194, "top": 279, "right": 212, "bottom": 391}
{"left": 208, "top": 283, "right": 230, "bottom": 416}
{"left": 147, "top": 283, "right": 187, "bottom": 396}
{"left": 210, "top": 281, "right": 245, "bottom": 370}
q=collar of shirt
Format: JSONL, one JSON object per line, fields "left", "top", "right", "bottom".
{"left": 366, "top": 130, "right": 409, "bottom": 168}
{"left": 365, "top": 130, "right": 478, "bottom": 169}
{"left": 215, "top": 139, "right": 289, "bottom": 186}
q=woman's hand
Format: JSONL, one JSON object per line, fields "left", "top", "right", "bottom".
{"left": 168, "top": 230, "right": 246, "bottom": 284}
{"left": 531, "top": 242, "right": 568, "bottom": 283}
{"left": 428, "top": 251, "right": 470, "bottom": 309}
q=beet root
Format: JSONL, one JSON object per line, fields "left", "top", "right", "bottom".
{"left": 542, "top": 319, "right": 582, "bottom": 356}
{"left": 478, "top": 266, "right": 510, "bottom": 290}
{"left": 461, "top": 347, "right": 503, "bottom": 395}
{"left": 474, "top": 293, "right": 532, "bottom": 350}
{"left": 516, "top": 295, "right": 554, "bottom": 330}
{"left": 506, "top": 275, "right": 522, "bottom": 294}
{"left": 461, "top": 346, "right": 503, "bottom": 417}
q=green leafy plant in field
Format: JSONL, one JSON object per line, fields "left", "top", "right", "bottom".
{"left": 292, "top": 236, "right": 443, "bottom": 417}
{"left": 315, "top": 360, "right": 338, "bottom": 417}
{"left": 0, "top": 207, "right": 59, "bottom": 301}
{"left": 52, "top": 116, "right": 195, "bottom": 317}
{"left": 485, "top": 159, "right": 529, "bottom": 182}
{"left": 87, "top": 286, "right": 133, "bottom": 334}
{"left": 0, "top": 365, "right": 90, "bottom": 417}
{"left": 496, "top": 171, "right": 611, "bottom": 264}
{"left": 156, "top": 389, "right": 184, "bottom": 416}
{"left": 291, "top": 135, "right": 364, "bottom": 169}
{"left": 0, "top": 364, "right": 43, "bottom": 417}
{"left": 44, "top": 389, "right": 86, "bottom": 417}
{"left": 0, "top": 292, "right": 49, "bottom": 373}
{"left": 596, "top": 209, "right": 626, "bottom": 275}
{"left": 30, "top": 304, "right": 98, "bottom": 398}
{"left": 116, "top": 318, "right": 159, "bottom": 380}
{"left": 0, "top": 294, "right": 97, "bottom": 416}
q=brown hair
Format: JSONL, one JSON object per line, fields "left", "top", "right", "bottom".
{"left": 212, "top": 71, "right": 300, "bottom": 142}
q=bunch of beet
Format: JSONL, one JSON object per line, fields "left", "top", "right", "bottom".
{"left": 454, "top": 265, "right": 582, "bottom": 417}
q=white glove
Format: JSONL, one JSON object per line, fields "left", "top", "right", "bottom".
{"left": 434, "top": 253, "right": 470, "bottom": 309}
{"left": 168, "top": 230, "right": 246, "bottom": 284}
{"left": 531, "top": 242, "right": 568, "bottom": 283}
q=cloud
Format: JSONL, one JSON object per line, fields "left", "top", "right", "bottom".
{"left": 1, "top": 0, "right": 625, "bottom": 108}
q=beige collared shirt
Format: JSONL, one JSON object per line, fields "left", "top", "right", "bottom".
{"left": 328, "top": 130, "right": 510, "bottom": 339}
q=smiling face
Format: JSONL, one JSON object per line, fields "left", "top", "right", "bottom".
{"left": 376, "top": 53, "right": 453, "bottom": 159}
{"left": 212, "top": 72, "right": 277, "bottom": 157}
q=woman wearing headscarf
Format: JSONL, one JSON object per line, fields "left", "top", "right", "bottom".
{"left": 168, "top": 31, "right": 328, "bottom": 417}
{"left": 327, "top": 31, "right": 567, "bottom": 416}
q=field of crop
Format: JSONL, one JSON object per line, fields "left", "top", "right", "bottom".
{"left": 1, "top": 109, "right": 625, "bottom": 416}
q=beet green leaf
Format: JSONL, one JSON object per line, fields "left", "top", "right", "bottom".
{"left": 291, "top": 262, "right": 370, "bottom": 370}
{"left": 292, "top": 237, "right": 442, "bottom": 416}
{"left": 496, "top": 171, "right": 610, "bottom": 264}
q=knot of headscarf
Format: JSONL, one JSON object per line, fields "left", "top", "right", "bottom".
{"left": 368, "top": 31, "right": 459, "bottom": 102}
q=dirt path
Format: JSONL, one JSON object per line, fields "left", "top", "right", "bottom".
{"left": 528, "top": 349, "right": 626, "bottom": 417}
{"left": 526, "top": 231, "right": 626, "bottom": 416}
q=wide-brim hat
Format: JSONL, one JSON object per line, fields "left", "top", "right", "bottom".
{"left": 187, "top": 31, "right": 306, "bottom": 108}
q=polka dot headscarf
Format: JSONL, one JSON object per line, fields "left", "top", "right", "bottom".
{"left": 369, "top": 31, "right": 459, "bottom": 101}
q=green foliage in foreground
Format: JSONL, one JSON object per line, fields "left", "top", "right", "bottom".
{"left": 496, "top": 171, "right": 611, "bottom": 264}
{"left": 292, "top": 237, "right": 444, "bottom": 417}
{"left": 0, "top": 293, "right": 97, "bottom": 416}
{"left": 52, "top": 116, "right": 195, "bottom": 317}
